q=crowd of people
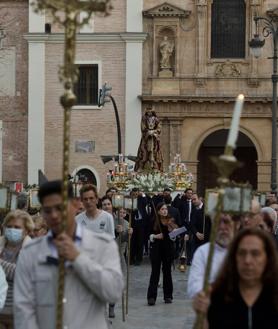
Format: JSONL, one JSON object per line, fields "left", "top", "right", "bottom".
{"left": 0, "top": 181, "right": 277, "bottom": 328}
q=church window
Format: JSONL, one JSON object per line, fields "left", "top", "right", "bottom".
{"left": 74, "top": 64, "right": 99, "bottom": 106}
{"left": 211, "top": 0, "right": 246, "bottom": 58}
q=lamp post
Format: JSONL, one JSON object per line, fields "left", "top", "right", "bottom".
{"left": 249, "top": 13, "right": 278, "bottom": 193}
{"left": 98, "top": 83, "right": 122, "bottom": 154}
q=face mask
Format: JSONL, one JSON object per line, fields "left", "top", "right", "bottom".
{"left": 4, "top": 228, "right": 23, "bottom": 244}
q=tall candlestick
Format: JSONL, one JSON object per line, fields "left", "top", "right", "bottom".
{"left": 226, "top": 94, "right": 245, "bottom": 149}
{"left": 119, "top": 153, "right": 124, "bottom": 163}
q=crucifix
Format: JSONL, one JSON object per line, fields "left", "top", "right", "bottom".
{"left": 31, "top": 1, "right": 112, "bottom": 328}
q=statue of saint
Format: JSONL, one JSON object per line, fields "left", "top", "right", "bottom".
{"left": 159, "top": 36, "right": 174, "bottom": 70}
{"left": 135, "top": 106, "right": 163, "bottom": 172}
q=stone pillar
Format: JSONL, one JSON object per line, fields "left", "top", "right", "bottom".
{"left": 125, "top": 0, "right": 144, "bottom": 157}
{"left": 28, "top": 0, "right": 45, "bottom": 184}
{"left": 195, "top": 0, "right": 208, "bottom": 82}
{"left": 257, "top": 161, "right": 271, "bottom": 192}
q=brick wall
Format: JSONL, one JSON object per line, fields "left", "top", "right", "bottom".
{"left": 44, "top": 42, "right": 126, "bottom": 195}
{"left": 0, "top": 1, "right": 28, "bottom": 183}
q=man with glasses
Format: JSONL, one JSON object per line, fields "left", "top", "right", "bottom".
{"left": 187, "top": 213, "right": 235, "bottom": 299}
{"left": 13, "top": 180, "right": 123, "bottom": 329}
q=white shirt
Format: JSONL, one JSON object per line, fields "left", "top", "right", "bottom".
{"left": 0, "top": 266, "right": 7, "bottom": 310}
{"left": 187, "top": 242, "right": 227, "bottom": 298}
{"left": 76, "top": 210, "right": 115, "bottom": 238}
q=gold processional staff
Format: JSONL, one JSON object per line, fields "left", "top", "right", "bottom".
{"left": 31, "top": 1, "right": 112, "bottom": 329}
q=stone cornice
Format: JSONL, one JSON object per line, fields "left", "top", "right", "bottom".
{"left": 143, "top": 2, "right": 191, "bottom": 18}
{"left": 140, "top": 95, "right": 272, "bottom": 104}
{"left": 24, "top": 32, "right": 148, "bottom": 43}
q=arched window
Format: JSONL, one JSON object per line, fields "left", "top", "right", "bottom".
{"left": 211, "top": 0, "right": 246, "bottom": 58}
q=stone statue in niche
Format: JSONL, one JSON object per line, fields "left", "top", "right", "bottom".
{"left": 159, "top": 36, "right": 174, "bottom": 77}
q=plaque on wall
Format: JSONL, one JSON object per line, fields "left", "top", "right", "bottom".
{"left": 75, "top": 140, "right": 95, "bottom": 153}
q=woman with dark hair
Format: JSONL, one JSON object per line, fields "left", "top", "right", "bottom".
{"left": 147, "top": 202, "right": 178, "bottom": 306}
{"left": 208, "top": 228, "right": 278, "bottom": 329}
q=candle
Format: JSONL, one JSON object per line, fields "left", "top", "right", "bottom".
{"left": 227, "top": 94, "right": 245, "bottom": 149}
{"left": 119, "top": 153, "right": 123, "bottom": 163}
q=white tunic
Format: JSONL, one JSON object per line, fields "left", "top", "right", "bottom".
{"left": 76, "top": 210, "right": 115, "bottom": 238}
{"left": 187, "top": 242, "right": 227, "bottom": 298}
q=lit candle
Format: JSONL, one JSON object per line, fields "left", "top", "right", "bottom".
{"left": 227, "top": 94, "right": 245, "bottom": 149}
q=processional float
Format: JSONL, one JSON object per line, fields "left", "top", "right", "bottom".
{"left": 104, "top": 103, "right": 194, "bottom": 318}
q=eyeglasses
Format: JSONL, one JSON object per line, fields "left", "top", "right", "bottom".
{"left": 41, "top": 204, "right": 63, "bottom": 215}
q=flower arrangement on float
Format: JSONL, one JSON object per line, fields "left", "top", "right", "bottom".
{"left": 127, "top": 172, "right": 174, "bottom": 193}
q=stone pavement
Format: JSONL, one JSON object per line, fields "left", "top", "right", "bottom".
{"left": 110, "top": 258, "right": 195, "bottom": 329}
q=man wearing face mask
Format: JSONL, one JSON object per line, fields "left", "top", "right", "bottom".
{"left": 0, "top": 210, "right": 34, "bottom": 328}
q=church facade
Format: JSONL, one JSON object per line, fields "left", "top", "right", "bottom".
{"left": 142, "top": 0, "right": 278, "bottom": 194}
{"left": 1, "top": 0, "right": 277, "bottom": 195}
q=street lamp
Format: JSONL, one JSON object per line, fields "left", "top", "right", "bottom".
{"left": 249, "top": 13, "right": 278, "bottom": 193}
{"left": 98, "top": 82, "right": 122, "bottom": 155}
{"left": 99, "top": 82, "right": 137, "bottom": 165}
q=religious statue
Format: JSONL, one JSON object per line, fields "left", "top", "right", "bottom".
{"left": 135, "top": 106, "right": 163, "bottom": 172}
{"left": 159, "top": 36, "right": 174, "bottom": 70}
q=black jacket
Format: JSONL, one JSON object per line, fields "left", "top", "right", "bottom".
{"left": 131, "top": 195, "right": 150, "bottom": 227}
{"left": 190, "top": 205, "right": 211, "bottom": 242}
{"left": 167, "top": 205, "right": 182, "bottom": 227}
{"left": 208, "top": 287, "right": 278, "bottom": 329}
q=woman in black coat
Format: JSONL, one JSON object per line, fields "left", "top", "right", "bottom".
{"left": 147, "top": 202, "right": 177, "bottom": 306}
{"left": 208, "top": 228, "right": 278, "bottom": 329}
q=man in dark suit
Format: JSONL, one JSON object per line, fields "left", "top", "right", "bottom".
{"left": 163, "top": 193, "right": 182, "bottom": 227}
{"left": 130, "top": 188, "right": 150, "bottom": 265}
{"left": 175, "top": 188, "right": 193, "bottom": 265}
{"left": 190, "top": 193, "right": 211, "bottom": 254}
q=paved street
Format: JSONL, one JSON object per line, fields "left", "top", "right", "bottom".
{"left": 111, "top": 258, "right": 195, "bottom": 329}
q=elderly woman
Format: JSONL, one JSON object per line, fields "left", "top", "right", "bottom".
{"left": 0, "top": 210, "right": 34, "bottom": 328}
{"left": 32, "top": 213, "right": 48, "bottom": 238}
{"left": 207, "top": 228, "right": 278, "bottom": 328}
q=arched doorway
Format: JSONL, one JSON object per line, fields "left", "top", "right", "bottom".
{"left": 72, "top": 165, "right": 99, "bottom": 189}
{"left": 197, "top": 130, "right": 258, "bottom": 196}
{"left": 76, "top": 168, "right": 97, "bottom": 185}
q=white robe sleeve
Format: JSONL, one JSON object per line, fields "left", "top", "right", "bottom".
{"left": 0, "top": 265, "right": 8, "bottom": 309}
